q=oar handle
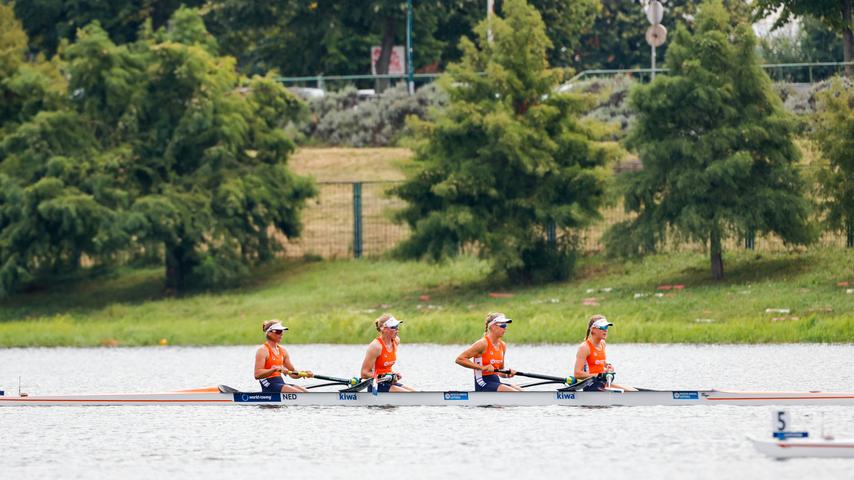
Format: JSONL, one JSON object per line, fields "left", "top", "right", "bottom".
{"left": 497, "top": 370, "right": 576, "bottom": 385}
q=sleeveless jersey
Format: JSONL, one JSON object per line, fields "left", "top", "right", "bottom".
{"left": 262, "top": 343, "right": 285, "bottom": 379}
{"left": 474, "top": 335, "right": 505, "bottom": 377}
{"left": 373, "top": 337, "right": 397, "bottom": 375}
{"left": 585, "top": 338, "right": 607, "bottom": 374}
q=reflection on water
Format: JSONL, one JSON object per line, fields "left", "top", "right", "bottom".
{"left": 1, "top": 344, "right": 853, "bottom": 479}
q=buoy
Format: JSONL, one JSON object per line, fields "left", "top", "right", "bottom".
{"left": 159, "top": 338, "right": 168, "bottom": 346}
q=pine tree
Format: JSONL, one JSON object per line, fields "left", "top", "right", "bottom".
{"left": 607, "top": 0, "right": 816, "bottom": 280}
{"left": 394, "top": 0, "right": 612, "bottom": 282}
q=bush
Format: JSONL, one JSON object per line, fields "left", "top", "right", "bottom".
{"left": 304, "top": 83, "right": 447, "bottom": 147}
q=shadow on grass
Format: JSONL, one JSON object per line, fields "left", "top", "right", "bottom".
{"left": 0, "top": 257, "right": 320, "bottom": 322}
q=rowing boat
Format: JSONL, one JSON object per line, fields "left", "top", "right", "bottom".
{"left": 3, "top": 389, "right": 854, "bottom": 407}
{"left": 750, "top": 437, "right": 854, "bottom": 459}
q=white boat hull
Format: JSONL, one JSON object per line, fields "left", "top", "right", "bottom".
{"left": 3, "top": 389, "right": 854, "bottom": 407}
{"left": 750, "top": 437, "right": 854, "bottom": 459}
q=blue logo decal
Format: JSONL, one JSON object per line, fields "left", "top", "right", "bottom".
{"left": 773, "top": 431, "right": 809, "bottom": 440}
{"left": 556, "top": 392, "right": 576, "bottom": 400}
{"left": 338, "top": 393, "right": 358, "bottom": 401}
{"left": 234, "top": 393, "right": 281, "bottom": 403}
{"left": 672, "top": 391, "right": 699, "bottom": 400}
{"left": 443, "top": 392, "right": 469, "bottom": 401}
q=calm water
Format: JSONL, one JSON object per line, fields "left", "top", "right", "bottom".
{"left": 1, "top": 344, "right": 853, "bottom": 479}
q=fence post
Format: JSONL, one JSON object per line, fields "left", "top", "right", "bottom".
{"left": 353, "top": 182, "right": 363, "bottom": 258}
{"left": 547, "top": 221, "right": 556, "bottom": 249}
{"left": 848, "top": 222, "right": 853, "bottom": 248}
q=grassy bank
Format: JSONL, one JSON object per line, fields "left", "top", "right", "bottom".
{"left": 1, "top": 248, "right": 852, "bottom": 347}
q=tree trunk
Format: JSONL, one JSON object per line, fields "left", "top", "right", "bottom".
{"left": 843, "top": 0, "right": 854, "bottom": 77}
{"left": 164, "top": 242, "right": 189, "bottom": 293}
{"left": 375, "top": 17, "right": 396, "bottom": 93}
{"left": 710, "top": 229, "right": 724, "bottom": 280}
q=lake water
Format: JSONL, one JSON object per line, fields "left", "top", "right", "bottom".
{"left": 1, "top": 344, "right": 853, "bottom": 479}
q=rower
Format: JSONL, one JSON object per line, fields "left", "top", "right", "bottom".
{"left": 359, "top": 314, "right": 416, "bottom": 393}
{"left": 455, "top": 313, "right": 522, "bottom": 392}
{"left": 254, "top": 320, "right": 314, "bottom": 393}
{"left": 573, "top": 315, "right": 636, "bottom": 392}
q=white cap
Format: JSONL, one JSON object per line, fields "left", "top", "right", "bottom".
{"left": 265, "top": 322, "right": 288, "bottom": 333}
{"left": 487, "top": 314, "right": 513, "bottom": 327}
{"left": 591, "top": 318, "right": 613, "bottom": 330}
{"left": 384, "top": 317, "right": 403, "bottom": 328}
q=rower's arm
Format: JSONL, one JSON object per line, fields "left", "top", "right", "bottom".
{"left": 573, "top": 344, "right": 593, "bottom": 380}
{"left": 455, "top": 340, "right": 486, "bottom": 371}
{"left": 254, "top": 348, "right": 279, "bottom": 380}
{"left": 360, "top": 342, "right": 381, "bottom": 379}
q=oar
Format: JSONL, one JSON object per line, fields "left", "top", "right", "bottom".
{"left": 311, "top": 374, "right": 361, "bottom": 386}
{"left": 497, "top": 369, "right": 577, "bottom": 385}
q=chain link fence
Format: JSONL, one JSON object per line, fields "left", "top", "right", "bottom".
{"left": 281, "top": 181, "right": 851, "bottom": 258}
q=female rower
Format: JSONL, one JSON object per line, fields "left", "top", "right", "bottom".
{"left": 573, "top": 315, "right": 636, "bottom": 391}
{"left": 254, "top": 320, "right": 314, "bottom": 393}
{"left": 360, "top": 314, "right": 416, "bottom": 392}
{"left": 455, "top": 312, "right": 521, "bottom": 392}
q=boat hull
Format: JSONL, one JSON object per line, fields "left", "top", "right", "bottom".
{"left": 3, "top": 390, "right": 854, "bottom": 407}
{"left": 750, "top": 437, "right": 854, "bottom": 459}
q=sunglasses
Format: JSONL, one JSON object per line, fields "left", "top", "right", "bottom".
{"left": 595, "top": 327, "right": 609, "bottom": 331}
{"left": 496, "top": 323, "right": 508, "bottom": 329}
{"left": 269, "top": 330, "right": 284, "bottom": 335}
{"left": 386, "top": 325, "right": 399, "bottom": 330}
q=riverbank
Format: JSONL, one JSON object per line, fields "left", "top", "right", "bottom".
{"left": 1, "top": 248, "right": 852, "bottom": 347}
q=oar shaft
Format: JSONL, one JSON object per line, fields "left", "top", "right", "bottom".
{"left": 312, "top": 374, "right": 352, "bottom": 384}
{"left": 497, "top": 370, "right": 568, "bottom": 383}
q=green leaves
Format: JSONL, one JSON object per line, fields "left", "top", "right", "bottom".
{"left": 611, "top": 0, "right": 817, "bottom": 279}
{"left": 394, "top": 0, "right": 610, "bottom": 282}
{"left": 0, "top": 7, "right": 315, "bottom": 295}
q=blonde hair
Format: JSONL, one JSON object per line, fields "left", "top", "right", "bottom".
{"left": 585, "top": 314, "right": 607, "bottom": 339}
{"left": 375, "top": 313, "right": 395, "bottom": 332}
{"left": 484, "top": 312, "right": 504, "bottom": 332}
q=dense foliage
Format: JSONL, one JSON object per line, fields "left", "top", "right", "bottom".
{"left": 606, "top": 0, "right": 817, "bottom": 280}
{"left": 394, "top": 0, "right": 614, "bottom": 282}
{"left": 813, "top": 78, "right": 854, "bottom": 246}
{"left": 0, "top": 6, "right": 314, "bottom": 295}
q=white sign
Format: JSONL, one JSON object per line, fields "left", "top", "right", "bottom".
{"left": 645, "top": 24, "right": 667, "bottom": 48}
{"left": 646, "top": 1, "right": 664, "bottom": 25}
{"left": 371, "top": 46, "right": 406, "bottom": 75}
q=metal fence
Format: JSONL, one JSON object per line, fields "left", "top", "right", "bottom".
{"left": 282, "top": 181, "right": 852, "bottom": 259}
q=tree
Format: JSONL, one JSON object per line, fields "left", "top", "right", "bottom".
{"left": 754, "top": 0, "right": 854, "bottom": 77}
{"left": 813, "top": 78, "right": 854, "bottom": 247}
{"left": 0, "top": 8, "right": 315, "bottom": 295}
{"left": 393, "top": 0, "right": 612, "bottom": 282}
{"left": 12, "top": 0, "right": 205, "bottom": 56}
{"left": 607, "top": 0, "right": 816, "bottom": 280}
{"left": 573, "top": 0, "right": 750, "bottom": 70}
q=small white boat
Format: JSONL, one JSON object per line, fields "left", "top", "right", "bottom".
{"left": 750, "top": 437, "right": 854, "bottom": 459}
{"left": 751, "top": 410, "right": 854, "bottom": 459}
{"left": 3, "top": 388, "right": 854, "bottom": 407}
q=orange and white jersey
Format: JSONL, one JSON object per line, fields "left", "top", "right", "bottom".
{"left": 373, "top": 337, "right": 397, "bottom": 375}
{"left": 262, "top": 343, "right": 285, "bottom": 379}
{"left": 473, "top": 335, "right": 506, "bottom": 381}
{"left": 585, "top": 338, "right": 607, "bottom": 374}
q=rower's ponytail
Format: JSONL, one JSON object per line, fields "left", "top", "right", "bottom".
{"left": 262, "top": 320, "right": 276, "bottom": 333}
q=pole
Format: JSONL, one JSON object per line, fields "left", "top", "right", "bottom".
{"left": 651, "top": 45, "right": 656, "bottom": 81}
{"left": 487, "top": 0, "right": 494, "bottom": 44}
{"left": 406, "top": 0, "right": 414, "bottom": 95}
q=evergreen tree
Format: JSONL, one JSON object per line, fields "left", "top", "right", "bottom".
{"left": 813, "top": 78, "right": 854, "bottom": 247}
{"left": 0, "top": 8, "right": 315, "bottom": 295}
{"left": 607, "top": 0, "right": 816, "bottom": 280}
{"left": 394, "top": 0, "right": 612, "bottom": 282}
